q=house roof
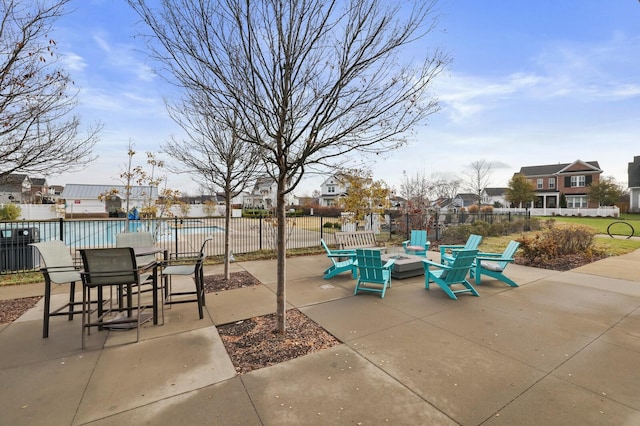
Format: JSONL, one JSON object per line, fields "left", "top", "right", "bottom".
{"left": 484, "top": 187, "right": 508, "bottom": 196}
{"left": 61, "top": 184, "right": 159, "bottom": 199}
{"left": 30, "top": 178, "right": 47, "bottom": 186}
{"left": 0, "top": 174, "right": 29, "bottom": 191}
{"left": 518, "top": 160, "right": 601, "bottom": 177}
{"left": 455, "top": 193, "right": 480, "bottom": 201}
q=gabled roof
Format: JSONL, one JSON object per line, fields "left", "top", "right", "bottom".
{"left": 484, "top": 187, "right": 508, "bottom": 196}
{"left": 30, "top": 177, "right": 47, "bottom": 186}
{"left": 61, "top": 184, "right": 159, "bottom": 199}
{"left": 519, "top": 160, "right": 601, "bottom": 177}
{"left": 455, "top": 193, "right": 480, "bottom": 201}
{"left": 0, "top": 174, "right": 30, "bottom": 191}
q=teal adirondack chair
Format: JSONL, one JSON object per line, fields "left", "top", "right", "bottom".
{"left": 402, "top": 230, "right": 430, "bottom": 256}
{"left": 470, "top": 240, "right": 520, "bottom": 287}
{"left": 321, "top": 239, "right": 357, "bottom": 280}
{"left": 439, "top": 234, "right": 483, "bottom": 265}
{"left": 422, "top": 249, "right": 479, "bottom": 300}
{"left": 354, "top": 249, "right": 396, "bottom": 298}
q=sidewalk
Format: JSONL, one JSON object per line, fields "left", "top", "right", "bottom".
{"left": 0, "top": 250, "right": 639, "bottom": 425}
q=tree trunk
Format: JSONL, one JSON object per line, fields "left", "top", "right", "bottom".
{"left": 275, "top": 178, "right": 287, "bottom": 333}
{"left": 224, "top": 190, "right": 232, "bottom": 280}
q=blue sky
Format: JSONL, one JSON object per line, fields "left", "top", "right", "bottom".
{"left": 51, "top": 0, "right": 640, "bottom": 197}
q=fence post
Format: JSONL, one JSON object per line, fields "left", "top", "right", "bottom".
{"left": 58, "top": 217, "right": 64, "bottom": 242}
{"left": 259, "top": 216, "right": 263, "bottom": 251}
{"left": 320, "top": 215, "right": 324, "bottom": 241}
{"left": 173, "top": 217, "right": 179, "bottom": 255}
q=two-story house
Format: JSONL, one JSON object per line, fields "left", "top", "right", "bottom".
{"left": 318, "top": 174, "right": 349, "bottom": 207}
{"left": 0, "top": 174, "right": 32, "bottom": 204}
{"left": 518, "top": 160, "right": 602, "bottom": 209}
{"left": 243, "top": 175, "right": 295, "bottom": 209}
{"left": 629, "top": 156, "right": 640, "bottom": 213}
{"left": 482, "top": 187, "right": 508, "bottom": 207}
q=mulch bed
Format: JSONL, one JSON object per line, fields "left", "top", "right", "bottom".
{"left": 515, "top": 253, "right": 606, "bottom": 271}
{"left": 217, "top": 308, "right": 340, "bottom": 374}
{"left": 0, "top": 296, "right": 41, "bottom": 324}
{"left": 202, "top": 271, "right": 262, "bottom": 292}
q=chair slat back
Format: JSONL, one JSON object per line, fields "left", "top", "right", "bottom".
{"left": 410, "top": 230, "right": 428, "bottom": 247}
{"left": 444, "top": 249, "right": 478, "bottom": 283}
{"left": 80, "top": 247, "right": 138, "bottom": 286}
{"left": 30, "top": 240, "right": 81, "bottom": 284}
{"left": 465, "top": 234, "right": 483, "bottom": 250}
{"left": 356, "top": 249, "right": 385, "bottom": 283}
{"left": 116, "top": 232, "right": 155, "bottom": 265}
{"left": 497, "top": 241, "right": 520, "bottom": 269}
{"left": 321, "top": 239, "right": 338, "bottom": 266}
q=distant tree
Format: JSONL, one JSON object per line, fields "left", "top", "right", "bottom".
{"left": 588, "top": 176, "right": 626, "bottom": 206}
{"left": 462, "top": 160, "right": 493, "bottom": 207}
{"left": 337, "top": 169, "right": 390, "bottom": 221}
{"left": 400, "top": 171, "right": 432, "bottom": 213}
{"left": 505, "top": 173, "right": 536, "bottom": 208}
{"left": 129, "top": 0, "right": 449, "bottom": 333}
{"left": 163, "top": 105, "right": 262, "bottom": 280}
{"left": 432, "top": 175, "right": 461, "bottom": 201}
{"left": 0, "top": 0, "right": 100, "bottom": 182}
{"left": 559, "top": 193, "right": 567, "bottom": 208}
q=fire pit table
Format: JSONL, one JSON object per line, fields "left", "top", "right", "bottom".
{"left": 381, "top": 252, "right": 426, "bottom": 279}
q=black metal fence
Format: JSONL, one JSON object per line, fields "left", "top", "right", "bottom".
{"left": 0, "top": 211, "right": 530, "bottom": 274}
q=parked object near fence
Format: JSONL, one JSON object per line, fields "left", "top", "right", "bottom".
{"left": 335, "top": 230, "right": 379, "bottom": 250}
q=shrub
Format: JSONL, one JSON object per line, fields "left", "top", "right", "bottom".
{"left": 481, "top": 205, "right": 494, "bottom": 213}
{"left": 0, "top": 204, "right": 21, "bottom": 221}
{"left": 517, "top": 224, "right": 597, "bottom": 263}
{"left": 467, "top": 204, "right": 479, "bottom": 213}
{"left": 333, "top": 222, "right": 342, "bottom": 229}
{"left": 322, "top": 222, "right": 334, "bottom": 228}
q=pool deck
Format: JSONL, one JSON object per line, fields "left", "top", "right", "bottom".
{"left": 1, "top": 249, "right": 639, "bottom": 425}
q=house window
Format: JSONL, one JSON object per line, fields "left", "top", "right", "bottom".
{"left": 536, "top": 178, "right": 543, "bottom": 189}
{"left": 326, "top": 199, "right": 335, "bottom": 207}
{"left": 327, "top": 186, "right": 335, "bottom": 193}
{"left": 549, "top": 178, "right": 555, "bottom": 189}
{"left": 570, "top": 175, "right": 586, "bottom": 187}
{"left": 566, "top": 195, "right": 588, "bottom": 208}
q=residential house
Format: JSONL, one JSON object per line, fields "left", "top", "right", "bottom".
{"left": 517, "top": 160, "right": 602, "bottom": 209}
{"left": 452, "top": 193, "right": 480, "bottom": 209}
{"left": 318, "top": 174, "right": 349, "bottom": 207}
{"left": 629, "top": 156, "right": 640, "bottom": 213}
{"left": 30, "top": 177, "right": 52, "bottom": 204}
{"left": 61, "top": 184, "right": 159, "bottom": 216}
{"left": 0, "top": 174, "right": 32, "bottom": 204}
{"left": 243, "top": 175, "right": 294, "bottom": 209}
{"left": 482, "top": 187, "right": 508, "bottom": 207}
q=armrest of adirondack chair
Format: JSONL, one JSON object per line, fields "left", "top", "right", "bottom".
{"left": 326, "top": 250, "right": 356, "bottom": 258}
{"left": 422, "top": 259, "right": 451, "bottom": 272}
{"left": 383, "top": 258, "right": 396, "bottom": 270}
{"left": 476, "top": 254, "right": 514, "bottom": 261}
{"left": 439, "top": 244, "right": 464, "bottom": 254}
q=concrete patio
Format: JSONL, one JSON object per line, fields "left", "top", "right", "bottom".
{"left": 0, "top": 249, "right": 639, "bottom": 425}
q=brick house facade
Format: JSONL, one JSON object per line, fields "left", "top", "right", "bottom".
{"left": 517, "top": 160, "right": 602, "bottom": 209}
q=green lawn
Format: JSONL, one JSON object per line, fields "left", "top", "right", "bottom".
{"left": 539, "top": 214, "right": 640, "bottom": 237}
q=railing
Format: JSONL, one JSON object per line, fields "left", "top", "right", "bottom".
{"left": 0, "top": 212, "right": 530, "bottom": 274}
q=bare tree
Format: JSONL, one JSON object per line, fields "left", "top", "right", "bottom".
{"left": 0, "top": 0, "right": 100, "bottom": 182}
{"left": 128, "top": 0, "right": 449, "bottom": 332}
{"left": 163, "top": 94, "right": 262, "bottom": 280}
{"left": 462, "top": 160, "right": 493, "bottom": 207}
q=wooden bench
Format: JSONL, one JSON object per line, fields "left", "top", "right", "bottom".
{"left": 335, "top": 230, "right": 379, "bottom": 250}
